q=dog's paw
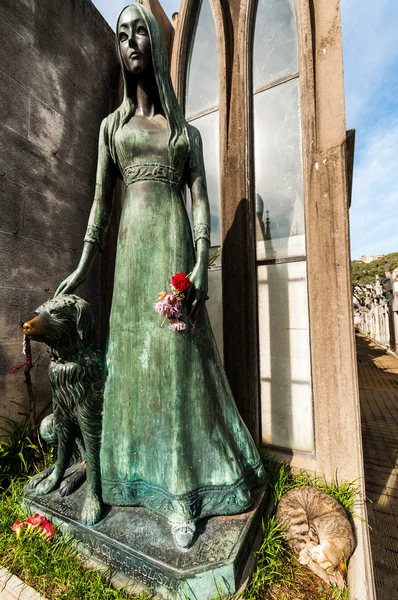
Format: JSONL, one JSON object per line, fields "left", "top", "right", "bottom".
{"left": 59, "top": 478, "right": 76, "bottom": 498}
{"left": 81, "top": 495, "right": 102, "bottom": 526}
{"left": 34, "top": 473, "right": 60, "bottom": 496}
{"left": 24, "top": 466, "right": 55, "bottom": 493}
{"left": 59, "top": 466, "right": 86, "bottom": 497}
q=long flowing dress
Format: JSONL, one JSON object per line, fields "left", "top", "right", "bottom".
{"left": 86, "top": 117, "right": 266, "bottom": 526}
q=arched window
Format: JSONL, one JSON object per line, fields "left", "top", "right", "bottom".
{"left": 253, "top": 0, "right": 313, "bottom": 453}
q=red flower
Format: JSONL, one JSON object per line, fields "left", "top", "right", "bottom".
{"left": 11, "top": 514, "right": 56, "bottom": 542}
{"left": 39, "top": 519, "right": 56, "bottom": 540}
{"left": 171, "top": 272, "right": 191, "bottom": 292}
{"left": 26, "top": 513, "right": 46, "bottom": 530}
{"left": 11, "top": 521, "right": 25, "bottom": 539}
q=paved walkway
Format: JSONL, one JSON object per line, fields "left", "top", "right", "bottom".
{"left": 0, "top": 568, "right": 45, "bottom": 600}
{"left": 356, "top": 334, "right": 398, "bottom": 600}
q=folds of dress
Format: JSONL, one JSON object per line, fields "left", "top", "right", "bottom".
{"left": 86, "top": 117, "right": 266, "bottom": 527}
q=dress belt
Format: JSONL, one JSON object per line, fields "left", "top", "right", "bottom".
{"left": 123, "top": 163, "right": 183, "bottom": 187}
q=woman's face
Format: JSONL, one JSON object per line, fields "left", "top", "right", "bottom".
{"left": 118, "top": 6, "right": 152, "bottom": 76}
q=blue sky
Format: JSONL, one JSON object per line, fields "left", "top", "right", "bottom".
{"left": 341, "top": 0, "right": 398, "bottom": 259}
{"left": 91, "top": 0, "right": 398, "bottom": 260}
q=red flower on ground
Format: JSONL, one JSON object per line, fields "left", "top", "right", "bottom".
{"left": 39, "top": 519, "right": 56, "bottom": 540}
{"left": 26, "top": 513, "right": 46, "bottom": 530}
{"left": 11, "top": 521, "right": 25, "bottom": 539}
{"left": 12, "top": 514, "right": 56, "bottom": 541}
{"left": 171, "top": 272, "right": 191, "bottom": 292}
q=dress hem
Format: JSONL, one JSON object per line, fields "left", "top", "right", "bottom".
{"left": 101, "top": 461, "right": 266, "bottom": 524}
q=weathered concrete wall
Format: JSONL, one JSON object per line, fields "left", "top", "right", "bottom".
{"left": 0, "top": 0, "right": 118, "bottom": 432}
{"left": 303, "top": 2, "right": 375, "bottom": 598}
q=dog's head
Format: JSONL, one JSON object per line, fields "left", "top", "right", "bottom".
{"left": 23, "top": 295, "right": 97, "bottom": 359}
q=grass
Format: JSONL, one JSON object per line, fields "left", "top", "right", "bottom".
{"left": 262, "top": 450, "right": 361, "bottom": 518}
{"left": 0, "top": 443, "right": 360, "bottom": 600}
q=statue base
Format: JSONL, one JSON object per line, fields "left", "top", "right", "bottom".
{"left": 22, "top": 480, "right": 269, "bottom": 599}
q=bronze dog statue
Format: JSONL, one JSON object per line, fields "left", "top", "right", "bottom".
{"left": 23, "top": 294, "right": 104, "bottom": 526}
{"left": 26, "top": 413, "right": 87, "bottom": 500}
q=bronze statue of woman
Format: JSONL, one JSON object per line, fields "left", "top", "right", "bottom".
{"left": 56, "top": 1, "right": 265, "bottom": 550}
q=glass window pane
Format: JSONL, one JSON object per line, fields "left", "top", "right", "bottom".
{"left": 257, "top": 261, "right": 313, "bottom": 452}
{"left": 186, "top": 0, "right": 219, "bottom": 118}
{"left": 253, "top": 0, "right": 298, "bottom": 91}
{"left": 254, "top": 79, "right": 305, "bottom": 260}
{"left": 189, "top": 110, "right": 221, "bottom": 247}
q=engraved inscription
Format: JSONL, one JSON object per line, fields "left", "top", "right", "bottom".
{"left": 77, "top": 536, "right": 180, "bottom": 592}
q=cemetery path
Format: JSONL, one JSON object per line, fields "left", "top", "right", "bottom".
{"left": 356, "top": 334, "right": 398, "bottom": 600}
{"left": 0, "top": 567, "right": 46, "bottom": 599}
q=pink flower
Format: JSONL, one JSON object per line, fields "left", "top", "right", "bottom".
{"left": 165, "top": 294, "right": 182, "bottom": 310}
{"left": 155, "top": 275, "right": 191, "bottom": 332}
{"left": 26, "top": 513, "right": 46, "bottom": 530}
{"left": 39, "top": 519, "right": 56, "bottom": 540}
{"left": 11, "top": 521, "right": 25, "bottom": 539}
{"left": 155, "top": 294, "right": 182, "bottom": 319}
{"left": 169, "top": 320, "right": 186, "bottom": 332}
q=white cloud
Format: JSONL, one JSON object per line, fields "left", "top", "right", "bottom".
{"left": 350, "top": 120, "right": 398, "bottom": 258}
{"left": 341, "top": 0, "right": 398, "bottom": 129}
{"left": 341, "top": 0, "right": 398, "bottom": 258}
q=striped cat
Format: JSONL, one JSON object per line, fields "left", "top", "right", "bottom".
{"left": 276, "top": 486, "right": 356, "bottom": 588}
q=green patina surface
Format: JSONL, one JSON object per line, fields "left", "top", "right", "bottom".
{"left": 96, "top": 120, "right": 264, "bottom": 521}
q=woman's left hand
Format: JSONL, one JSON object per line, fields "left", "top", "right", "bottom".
{"left": 187, "top": 261, "right": 208, "bottom": 321}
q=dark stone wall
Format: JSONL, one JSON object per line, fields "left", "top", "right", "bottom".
{"left": 0, "top": 0, "right": 119, "bottom": 431}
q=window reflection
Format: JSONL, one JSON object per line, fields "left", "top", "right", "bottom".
{"left": 254, "top": 79, "right": 304, "bottom": 259}
{"left": 253, "top": 0, "right": 298, "bottom": 91}
{"left": 253, "top": 0, "right": 313, "bottom": 454}
{"left": 258, "top": 261, "right": 313, "bottom": 452}
{"left": 186, "top": 0, "right": 219, "bottom": 118}
{"left": 188, "top": 111, "right": 221, "bottom": 247}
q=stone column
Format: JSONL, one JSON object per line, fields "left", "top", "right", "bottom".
{"left": 304, "top": 1, "right": 375, "bottom": 598}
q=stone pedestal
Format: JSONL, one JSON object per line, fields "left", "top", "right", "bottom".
{"left": 22, "top": 482, "right": 269, "bottom": 599}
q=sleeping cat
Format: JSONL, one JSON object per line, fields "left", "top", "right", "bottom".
{"left": 276, "top": 486, "right": 356, "bottom": 588}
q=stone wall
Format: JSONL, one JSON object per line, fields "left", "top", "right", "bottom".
{"left": 0, "top": 0, "right": 119, "bottom": 433}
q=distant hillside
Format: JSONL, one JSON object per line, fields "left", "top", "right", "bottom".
{"left": 351, "top": 252, "right": 398, "bottom": 286}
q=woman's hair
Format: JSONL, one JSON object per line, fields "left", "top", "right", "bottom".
{"left": 107, "top": 2, "right": 190, "bottom": 163}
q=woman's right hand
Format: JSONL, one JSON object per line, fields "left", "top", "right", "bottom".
{"left": 55, "top": 268, "right": 86, "bottom": 296}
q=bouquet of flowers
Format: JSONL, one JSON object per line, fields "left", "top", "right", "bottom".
{"left": 154, "top": 272, "right": 191, "bottom": 331}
